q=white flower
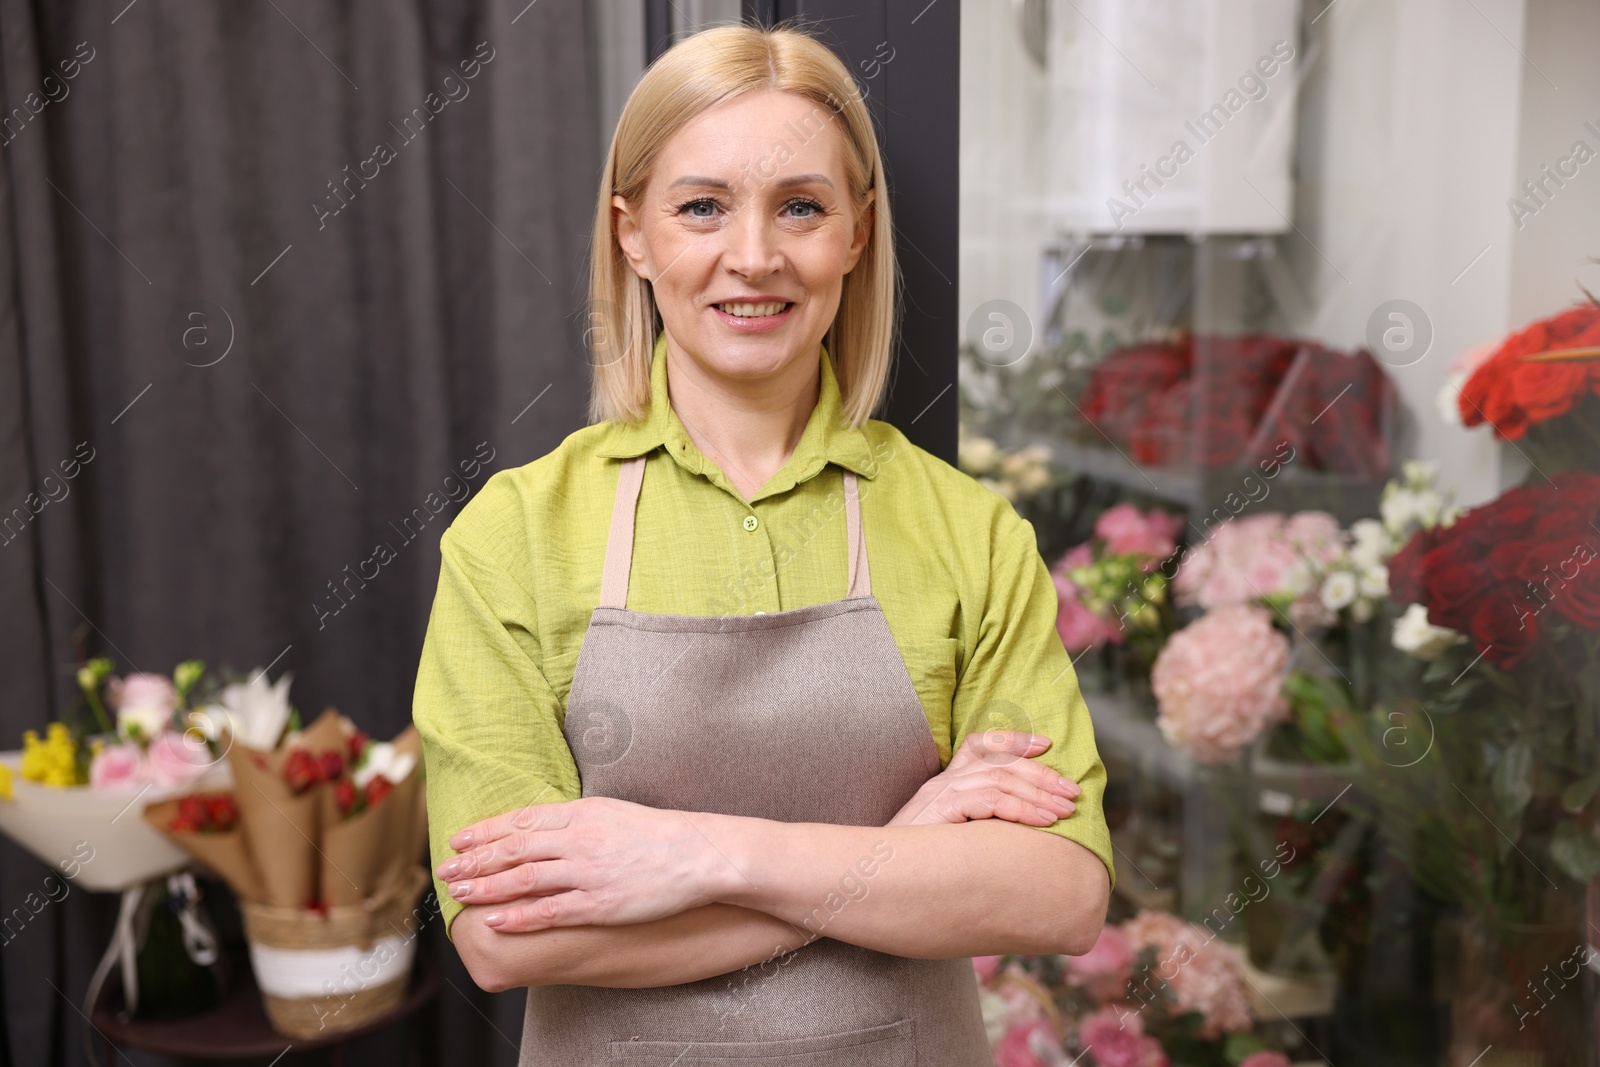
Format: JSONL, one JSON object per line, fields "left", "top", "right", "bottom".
{"left": 1282, "top": 561, "right": 1317, "bottom": 598}
{"left": 354, "top": 741, "right": 417, "bottom": 788}
{"left": 959, "top": 432, "right": 1001, "bottom": 475}
{"left": 1435, "top": 372, "right": 1467, "bottom": 427}
{"left": 1358, "top": 564, "right": 1389, "bottom": 599}
{"left": 117, "top": 704, "right": 171, "bottom": 741}
{"left": 1320, "top": 571, "right": 1358, "bottom": 611}
{"left": 189, "top": 670, "right": 293, "bottom": 750}
{"left": 1392, "top": 603, "right": 1467, "bottom": 660}
{"left": 1401, "top": 460, "right": 1438, "bottom": 486}
{"left": 1350, "top": 598, "right": 1376, "bottom": 623}
{"left": 1381, "top": 489, "right": 1427, "bottom": 534}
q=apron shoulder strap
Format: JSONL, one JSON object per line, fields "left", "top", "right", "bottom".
{"left": 844, "top": 469, "right": 871, "bottom": 598}
{"left": 599, "top": 455, "right": 648, "bottom": 609}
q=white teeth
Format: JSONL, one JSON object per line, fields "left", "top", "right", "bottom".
{"left": 716, "top": 301, "right": 788, "bottom": 318}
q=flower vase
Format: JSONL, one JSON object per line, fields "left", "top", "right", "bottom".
{"left": 1439, "top": 913, "right": 1590, "bottom": 1067}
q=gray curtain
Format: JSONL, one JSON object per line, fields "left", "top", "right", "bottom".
{"left": 0, "top": 1, "right": 599, "bottom": 1063}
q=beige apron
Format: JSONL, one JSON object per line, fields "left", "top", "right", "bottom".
{"left": 518, "top": 453, "right": 993, "bottom": 1066}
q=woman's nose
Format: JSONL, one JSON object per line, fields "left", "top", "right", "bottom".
{"left": 721, "top": 208, "right": 784, "bottom": 279}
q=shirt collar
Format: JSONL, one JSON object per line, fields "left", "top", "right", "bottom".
{"left": 596, "top": 333, "right": 880, "bottom": 494}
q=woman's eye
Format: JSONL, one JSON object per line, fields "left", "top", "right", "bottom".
{"left": 784, "top": 198, "right": 824, "bottom": 218}
{"left": 681, "top": 199, "right": 720, "bottom": 219}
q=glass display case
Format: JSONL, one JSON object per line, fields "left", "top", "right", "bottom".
{"left": 959, "top": 2, "right": 1600, "bottom": 1065}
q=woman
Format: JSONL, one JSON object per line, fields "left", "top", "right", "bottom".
{"left": 412, "top": 23, "right": 1113, "bottom": 1066}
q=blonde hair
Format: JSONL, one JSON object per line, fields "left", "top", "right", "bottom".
{"left": 586, "top": 23, "right": 897, "bottom": 429}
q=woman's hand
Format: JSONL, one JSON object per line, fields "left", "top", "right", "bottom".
{"left": 887, "top": 730, "right": 1081, "bottom": 827}
{"left": 436, "top": 796, "right": 728, "bottom": 933}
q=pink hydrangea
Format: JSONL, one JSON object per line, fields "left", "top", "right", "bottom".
{"left": 1119, "top": 911, "right": 1253, "bottom": 1037}
{"left": 1077, "top": 1008, "right": 1168, "bottom": 1067}
{"left": 1150, "top": 605, "right": 1289, "bottom": 762}
{"left": 1238, "top": 1053, "right": 1291, "bottom": 1067}
{"left": 1095, "top": 504, "right": 1183, "bottom": 563}
{"left": 1176, "top": 512, "right": 1343, "bottom": 611}
{"left": 973, "top": 955, "right": 1004, "bottom": 984}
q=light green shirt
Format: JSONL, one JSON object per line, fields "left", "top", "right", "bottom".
{"left": 413, "top": 335, "right": 1114, "bottom": 938}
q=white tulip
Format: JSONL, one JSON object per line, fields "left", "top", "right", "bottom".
{"left": 355, "top": 741, "right": 417, "bottom": 787}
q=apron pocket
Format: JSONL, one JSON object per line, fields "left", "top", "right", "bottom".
{"left": 605, "top": 1018, "right": 916, "bottom": 1065}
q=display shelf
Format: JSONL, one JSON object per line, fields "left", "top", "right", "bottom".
{"left": 994, "top": 429, "right": 1385, "bottom": 525}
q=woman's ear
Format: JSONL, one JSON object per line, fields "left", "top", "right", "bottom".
{"left": 843, "top": 188, "right": 875, "bottom": 274}
{"left": 612, "top": 194, "right": 651, "bottom": 280}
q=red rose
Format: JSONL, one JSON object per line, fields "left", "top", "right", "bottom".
{"left": 1460, "top": 304, "right": 1600, "bottom": 439}
{"left": 364, "top": 775, "right": 395, "bottom": 808}
{"left": 334, "top": 777, "right": 362, "bottom": 816}
{"left": 348, "top": 730, "right": 369, "bottom": 763}
{"left": 177, "top": 794, "right": 209, "bottom": 829}
{"left": 282, "top": 748, "right": 319, "bottom": 794}
{"left": 207, "top": 794, "right": 239, "bottom": 832}
{"left": 170, "top": 814, "right": 201, "bottom": 833}
{"left": 317, "top": 750, "right": 345, "bottom": 783}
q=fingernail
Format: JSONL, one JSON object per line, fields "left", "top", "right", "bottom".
{"left": 1062, "top": 801, "right": 1076, "bottom": 815}
{"left": 449, "top": 881, "right": 472, "bottom": 900}
{"left": 439, "top": 860, "right": 460, "bottom": 879}
{"left": 452, "top": 831, "right": 473, "bottom": 849}
{"left": 484, "top": 912, "right": 505, "bottom": 928}
{"left": 1036, "top": 807, "right": 1058, "bottom": 821}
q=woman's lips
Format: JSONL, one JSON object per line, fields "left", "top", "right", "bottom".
{"left": 711, "top": 302, "right": 795, "bottom": 334}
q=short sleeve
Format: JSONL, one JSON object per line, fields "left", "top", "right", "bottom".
{"left": 413, "top": 527, "right": 581, "bottom": 939}
{"left": 950, "top": 506, "right": 1115, "bottom": 889}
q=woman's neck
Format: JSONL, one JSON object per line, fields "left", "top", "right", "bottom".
{"left": 663, "top": 343, "right": 821, "bottom": 501}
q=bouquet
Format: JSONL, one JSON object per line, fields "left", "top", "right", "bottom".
{"left": 0, "top": 658, "right": 240, "bottom": 892}
{"left": 147, "top": 708, "right": 427, "bottom": 909}
{"left": 1052, "top": 503, "right": 1183, "bottom": 660}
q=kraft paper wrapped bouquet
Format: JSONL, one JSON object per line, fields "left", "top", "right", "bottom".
{"left": 145, "top": 709, "right": 430, "bottom": 1037}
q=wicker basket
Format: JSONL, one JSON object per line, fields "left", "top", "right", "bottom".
{"left": 239, "top": 865, "right": 430, "bottom": 1038}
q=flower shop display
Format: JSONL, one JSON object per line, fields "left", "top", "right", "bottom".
{"left": 145, "top": 708, "right": 430, "bottom": 1038}
{"left": 1448, "top": 297, "right": 1600, "bottom": 467}
{"left": 961, "top": 425, "right": 1055, "bottom": 502}
{"left": 975, "top": 911, "right": 1298, "bottom": 1067}
{"left": 1076, "top": 334, "right": 1393, "bottom": 476}
{"left": 1052, "top": 503, "right": 1184, "bottom": 688}
{"left": 0, "top": 659, "right": 234, "bottom": 893}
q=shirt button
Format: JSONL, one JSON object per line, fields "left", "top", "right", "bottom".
{"left": 742, "top": 515, "right": 759, "bottom": 532}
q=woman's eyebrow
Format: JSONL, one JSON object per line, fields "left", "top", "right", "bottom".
{"left": 665, "top": 173, "right": 836, "bottom": 191}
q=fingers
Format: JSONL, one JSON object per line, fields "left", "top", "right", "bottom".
{"left": 448, "top": 799, "right": 571, "bottom": 851}
{"left": 446, "top": 859, "right": 582, "bottom": 907}
{"left": 950, "top": 730, "right": 1052, "bottom": 770}
{"left": 480, "top": 890, "right": 600, "bottom": 933}
{"left": 437, "top": 829, "right": 566, "bottom": 881}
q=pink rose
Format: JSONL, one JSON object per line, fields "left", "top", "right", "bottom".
{"left": 1239, "top": 1054, "right": 1291, "bottom": 1067}
{"left": 1096, "top": 504, "right": 1182, "bottom": 562}
{"left": 109, "top": 673, "right": 179, "bottom": 739}
{"left": 1055, "top": 579, "right": 1117, "bottom": 653}
{"left": 145, "top": 730, "right": 215, "bottom": 787}
{"left": 973, "top": 955, "right": 1004, "bottom": 983}
{"left": 107, "top": 672, "right": 178, "bottom": 713}
{"left": 993, "top": 1019, "right": 1057, "bottom": 1067}
{"left": 1077, "top": 1008, "right": 1168, "bottom": 1067}
{"left": 89, "top": 742, "right": 148, "bottom": 789}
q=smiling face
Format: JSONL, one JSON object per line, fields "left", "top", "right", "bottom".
{"left": 612, "top": 90, "right": 874, "bottom": 393}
